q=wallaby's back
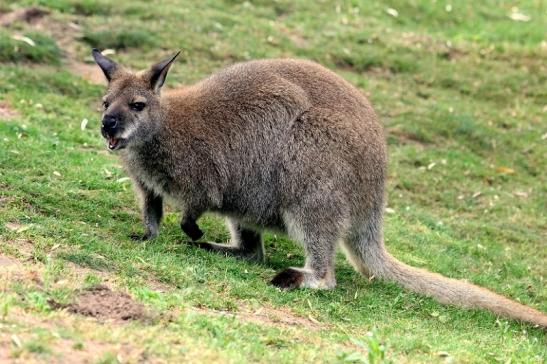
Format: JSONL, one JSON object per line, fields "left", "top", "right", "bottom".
{"left": 161, "top": 59, "right": 386, "bottom": 224}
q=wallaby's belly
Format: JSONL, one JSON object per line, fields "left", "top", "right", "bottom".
{"left": 217, "top": 170, "right": 285, "bottom": 230}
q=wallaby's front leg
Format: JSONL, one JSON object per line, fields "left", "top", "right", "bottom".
{"left": 130, "top": 184, "right": 163, "bottom": 241}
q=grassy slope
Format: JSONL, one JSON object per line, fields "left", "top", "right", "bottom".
{"left": 0, "top": 0, "right": 546, "bottom": 362}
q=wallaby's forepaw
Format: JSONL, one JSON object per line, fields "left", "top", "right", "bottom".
{"left": 271, "top": 268, "right": 304, "bottom": 289}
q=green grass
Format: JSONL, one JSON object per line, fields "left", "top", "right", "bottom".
{"left": 81, "top": 28, "right": 156, "bottom": 50}
{"left": 0, "top": 29, "right": 61, "bottom": 64}
{"left": 0, "top": 0, "right": 546, "bottom": 363}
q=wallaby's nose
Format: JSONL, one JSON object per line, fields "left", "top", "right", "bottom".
{"left": 102, "top": 115, "right": 118, "bottom": 130}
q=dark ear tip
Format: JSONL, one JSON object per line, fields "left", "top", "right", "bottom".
{"left": 171, "top": 51, "right": 181, "bottom": 62}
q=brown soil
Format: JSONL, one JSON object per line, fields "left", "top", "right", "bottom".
{"left": 69, "top": 61, "right": 107, "bottom": 85}
{"left": 0, "top": 6, "right": 49, "bottom": 27}
{"left": 0, "top": 100, "right": 19, "bottom": 119}
{"left": 0, "top": 306, "right": 148, "bottom": 363}
{"left": 388, "top": 126, "right": 426, "bottom": 146}
{"left": 193, "top": 303, "right": 324, "bottom": 331}
{"left": 0, "top": 254, "right": 19, "bottom": 267}
{"left": 54, "top": 285, "right": 148, "bottom": 322}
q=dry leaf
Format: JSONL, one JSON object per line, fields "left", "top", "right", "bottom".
{"left": 509, "top": 8, "right": 531, "bottom": 22}
{"left": 308, "top": 315, "right": 320, "bottom": 324}
{"left": 5, "top": 222, "right": 21, "bottom": 231}
{"left": 11, "top": 35, "right": 35, "bottom": 47}
{"left": 11, "top": 335, "right": 22, "bottom": 348}
{"left": 386, "top": 8, "right": 398, "bottom": 17}
{"left": 102, "top": 49, "right": 116, "bottom": 56}
{"left": 496, "top": 166, "right": 515, "bottom": 174}
{"left": 80, "top": 118, "right": 88, "bottom": 130}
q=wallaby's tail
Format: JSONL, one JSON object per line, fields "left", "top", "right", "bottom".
{"left": 350, "top": 240, "right": 547, "bottom": 328}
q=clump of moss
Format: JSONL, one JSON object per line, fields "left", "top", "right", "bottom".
{"left": 81, "top": 28, "right": 156, "bottom": 50}
{"left": 26, "top": 0, "right": 112, "bottom": 16}
{"left": 0, "top": 30, "right": 61, "bottom": 64}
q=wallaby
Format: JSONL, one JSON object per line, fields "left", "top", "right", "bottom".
{"left": 92, "top": 49, "right": 547, "bottom": 328}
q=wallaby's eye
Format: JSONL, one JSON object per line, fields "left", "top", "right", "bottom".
{"left": 130, "top": 102, "right": 146, "bottom": 112}
{"left": 102, "top": 101, "right": 110, "bottom": 109}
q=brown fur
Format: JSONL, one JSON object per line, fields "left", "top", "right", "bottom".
{"left": 92, "top": 49, "right": 547, "bottom": 328}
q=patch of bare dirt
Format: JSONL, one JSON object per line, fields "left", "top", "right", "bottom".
{"left": 0, "top": 306, "right": 148, "bottom": 363}
{"left": 53, "top": 285, "right": 148, "bottom": 322}
{"left": 0, "top": 6, "right": 49, "bottom": 27}
{"left": 278, "top": 24, "right": 308, "bottom": 49}
{"left": 28, "top": 11, "right": 106, "bottom": 84}
{"left": 398, "top": 31, "right": 467, "bottom": 61}
{"left": 5, "top": 238, "right": 36, "bottom": 260}
{"left": 2, "top": 6, "right": 105, "bottom": 84}
{"left": 0, "top": 100, "right": 19, "bottom": 120}
{"left": 0, "top": 254, "right": 19, "bottom": 268}
{"left": 69, "top": 61, "right": 107, "bottom": 85}
{"left": 388, "top": 126, "right": 426, "bottom": 147}
{"left": 193, "top": 303, "right": 324, "bottom": 331}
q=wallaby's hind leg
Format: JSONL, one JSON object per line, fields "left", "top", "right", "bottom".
{"left": 196, "top": 218, "right": 264, "bottom": 262}
{"left": 340, "top": 207, "right": 385, "bottom": 278}
{"left": 271, "top": 211, "right": 339, "bottom": 289}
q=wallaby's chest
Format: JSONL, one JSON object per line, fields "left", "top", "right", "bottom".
{"left": 123, "top": 146, "right": 176, "bottom": 198}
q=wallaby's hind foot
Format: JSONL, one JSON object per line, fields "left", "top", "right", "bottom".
{"left": 273, "top": 210, "right": 339, "bottom": 289}
{"left": 271, "top": 267, "right": 335, "bottom": 289}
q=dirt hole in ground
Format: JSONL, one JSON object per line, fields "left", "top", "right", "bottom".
{"left": 0, "top": 6, "right": 49, "bottom": 27}
{"left": 51, "top": 285, "right": 148, "bottom": 322}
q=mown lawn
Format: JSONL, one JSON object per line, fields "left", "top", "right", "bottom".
{"left": 0, "top": 1, "right": 545, "bottom": 363}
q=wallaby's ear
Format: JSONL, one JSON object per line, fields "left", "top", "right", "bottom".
{"left": 148, "top": 51, "right": 180, "bottom": 92}
{"left": 92, "top": 48, "right": 118, "bottom": 82}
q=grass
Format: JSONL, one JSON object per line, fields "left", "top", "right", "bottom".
{"left": 81, "top": 28, "right": 156, "bottom": 50}
{"left": 0, "top": 0, "right": 546, "bottom": 362}
{"left": 0, "top": 29, "right": 61, "bottom": 64}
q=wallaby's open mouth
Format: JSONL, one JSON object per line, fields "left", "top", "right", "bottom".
{"left": 107, "top": 137, "right": 124, "bottom": 150}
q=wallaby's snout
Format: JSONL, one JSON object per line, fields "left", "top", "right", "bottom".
{"left": 101, "top": 112, "right": 123, "bottom": 150}
{"left": 102, "top": 114, "right": 118, "bottom": 130}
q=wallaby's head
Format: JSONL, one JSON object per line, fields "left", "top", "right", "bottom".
{"left": 92, "top": 49, "right": 179, "bottom": 150}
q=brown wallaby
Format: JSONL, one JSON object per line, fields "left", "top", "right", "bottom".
{"left": 92, "top": 49, "right": 547, "bottom": 328}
